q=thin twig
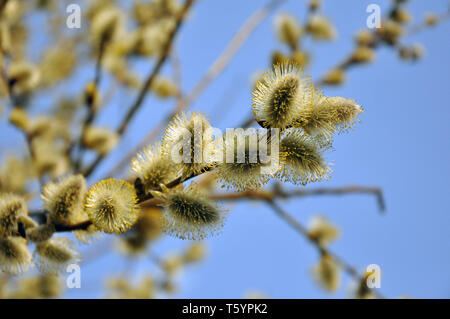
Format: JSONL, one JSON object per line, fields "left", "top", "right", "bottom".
{"left": 211, "top": 184, "right": 385, "bottom": 212}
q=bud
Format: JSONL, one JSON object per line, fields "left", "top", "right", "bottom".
{"left": 151, "top": 77, "right": 179, "bottom": 98}
{"left": 322, "top": 68, "right": 345, "bottom": 85}
{"left": 307, "top": 215, "right": 340, "bottom": 247}
{"left": 352, "top": 46, "right": 375, "bottom": 63}
{"left": 9, "top": 107, "right": 30, "bottom": 132}
{"left": 311, "top": 254, "right": 340, "bottom": 292}
{"left": 306, "top": 15, "right": 336, "bottom": 41}
{"left": 274, "top": 13, "right": 302, "bottom": 49}
{"left": 82, "top": 126, "right": 119, "bottom": 156}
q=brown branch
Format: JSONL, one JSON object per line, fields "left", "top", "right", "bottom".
{"left": 211, "top": 184, "right": 385, "bottom": 212}
{"left": 105, "top": 0, "right": 286, "bottom": 178}
{"left": 266, "top": 199, "right": 386, "bottom": 299}
{"left": 82, "top": 0, "right": 196, "bottom": 178}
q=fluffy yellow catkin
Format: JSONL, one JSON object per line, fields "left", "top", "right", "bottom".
{"left": 155, "top": 185, "right": 224, "bottom": 240}
{"left": 352, "top": 46, "right": 375, "bottom": 63}
{"left": 7, "top": 60, "right": 41, "bottom": 93}
{"left": 296, "top": 95, "right": 363, "bottom": 138}
{"left": 274, "top": 13, "right": 303, "bottom": 49}
{"left": 41, "top": 174, "right": 88, "bottom": 225}
{"left": 9, "top": 107, "right": 30, "bottom": 132}
{"left": 90, "top": 7, "right": 124, "bottom": 43}
{"left": 311, "top": 254, "right": 341, "bottom": 292}
{"left": 182, "top": 242, "right": 206, "bottom": 263}
{"left": 0, "top": 236, "right": 32, "bottom": 274}
{"left": 322, "top": 68, "right": 346, "bottom": 85}
{"left": 306, "top": 15, "right": 336, "bottom": 40}
{"left": 34, "top": 237, "right": 81, "bottom": 273}
{"left": 215, "top": 130, "right": 274, "bottom": 191}
{"left": 307, "top": 215, "right": 340, "bottom": 247}
{"left": 26, "top": 223, "right": 55, "bottom": 243}
{"left": 82, "top": 126, "right": 119, "bottom": 156}
{"left": 0, "top": 194, "right": 27, "bottom": 237}
{"left": 151, "top": 76, "right": 179, "bottom": 98}
{"left": 163, "top": 112, "right": 215, "bottom": 176}
{"left": 277, "top": 130, "right": 331, "bottom": 185}
{"left": 252, "top": 63, "right": 313, "bottom": 129}
{"left": 85, "top": 178, "right": 139, "bottom": 234}
{"left": 131, "top": 142, "right": 181, "bottom": 193}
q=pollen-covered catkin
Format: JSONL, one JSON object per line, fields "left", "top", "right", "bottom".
{"left": 0, "top": 236, "right": 32, "bottom": 274}
{"left": 82, "top": 126, "right": 119, "bottom": 156}
{"left": 158, "top": 185, "right": 224, "bottom": 240}
{"left": 311, "top": 254, "right": 341, "bottom": 292}
{"left": 352, "top": 46, "right": 375, "bottom": 63}
{"left": 151, "top": 76, "right": 179, "bottom": 98}
{"left": 26, "top": 224, "right": 55, "bottom": 243}
{"left": 296, "top": 95, "right": 363, "bottom": 138}
{"left": 307, "top": 215, "right": 340, "bottom": 247}
{"left": 41, "top": 174, "right": 88, "bottom": 225}
{"left": 252, "top": 63, "right": 313, "bottom": 129}
{"left": 34, "top": 237, "right": 81, "bottom": 273}
{"left": 277, "top": 130, "right": 331, "bottom": 185}
{"left": 163, "top": 112, "right": 215, "bottom": 176}
{"left": 215, "top": 130, "right": 275, "bottom": 191}
{"left": 85, "top": 178, "right": 139, "bottom": 234}
{"left": 0, "top": 194, "right": 27, "bottom": 237}
{"left": 322, "top": 68, "right": 346, "bottom": 85}
{"left": 131, "top": 142, "right": 181, "bottom": 193}
{"left": 306, "top": 15, "right": 336, "bottom": 40}
{"left": 274, "top": 13, "right": 302, "bottom": 49}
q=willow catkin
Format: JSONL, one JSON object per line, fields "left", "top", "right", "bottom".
{"left": 154, "top": 185, "right": 224, "bottom": 240}
{"left": 85, "top": 178, "right": 139, "bottom": 234}
{"left": 163, "top": 112, "right": 215, "bottom": 176}
{"left": 82, "top": 126, "right": 119, "bottom": 156}
{"left": 215, "top": 130, "right": 275, "bottom": 191}
{"left": 252, "top": 63, "right": 313, "bottom": 129}
{"left": 34, "top": 237, "right": 81, "bottom": 274}
{"left": 0, "top": 236, "right": 32, "bottom": 274}
{"left": 131, "top": 142, "right": 181, "bottom": 193}
{"left": 311, "top": 254, "right": 341, "bottom": 292}
{"left": 26, "top": 224, "right": 55, "bottom": 243}
{"left": 274, "top": 13, "right": 302, "bottom": 50}
{"left": 41, "top": 174, "right": 88, "bottom": 225}
{"left": 0, "top": 194, "right": 27, "bottom": 237}
{"left": 306, "top": 15, "right": 336, "bottom": 40}
{"left": 277, "top": 130, "right": 331, "bottom": 185}
{"left": 295, "top": 95, "right": 363, "bottom": 138}
{"left": 307, "top": 215, "right": 340, "bottom": 247}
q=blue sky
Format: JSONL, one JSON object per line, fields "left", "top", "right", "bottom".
{"left": 1, "top": 0, "right": 449, "bottom": 298}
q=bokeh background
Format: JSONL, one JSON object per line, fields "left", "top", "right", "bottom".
{"left": 1, "top": 0, "right": 449, "bottom": 298}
